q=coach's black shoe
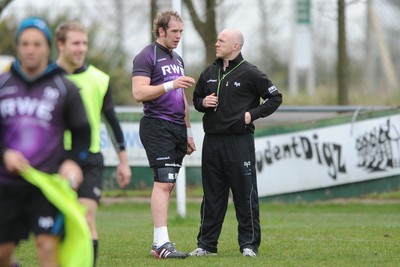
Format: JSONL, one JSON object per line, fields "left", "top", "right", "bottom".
{"left": 150, "top": 242, "right": 188, "bottom": 259}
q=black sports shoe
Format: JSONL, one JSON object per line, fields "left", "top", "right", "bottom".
{"left": 150, "top": 242, "right": 188, "bottom": 259}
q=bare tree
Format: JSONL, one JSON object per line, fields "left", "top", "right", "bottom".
{"left": 183, "top": 0, "right": 217, "bottom": 65}
{"left": 151, "top": 0, "right": 157, "bottom": 43}
{"left": 337, "top": 0, "right": 348, "bottom": 105}
{"left": 255, "top": 0, "right": 283, "bottom": 74}
{"left": 385, "top": 0, "right": 400, "bottom": 10}
{"left": 77, "top": 0, "right": 142, "bottom": 69}
{"left": 0, "top": 0, "right": 13, "bottom": 14}
{"left": 367, "top": 0, "right": 399, "bottom": 92}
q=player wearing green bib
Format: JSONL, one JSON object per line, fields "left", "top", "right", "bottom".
{"left": 55, "top": 21, "right": 131, "bottom": 267}
{"left": 64, "top": 65, "right": 109, "bottom": 153}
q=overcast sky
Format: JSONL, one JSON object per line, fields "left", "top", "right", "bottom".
{"left": 2, "top": 0, "right": 368, "bottom": 69}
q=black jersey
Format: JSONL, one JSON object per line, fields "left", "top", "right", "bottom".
{"left": 193, "top": 53, "right": 282, "bottom": 135}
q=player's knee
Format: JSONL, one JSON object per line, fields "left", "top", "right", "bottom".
{"left": 154, "top": 165, "right": 181, "bottom": 183}
{"left": 166, "top": 182, "right": 175, "bottom": 193}
{"left": 35, "top": 235, "right": 58, "bottom": 260}
{"left": 0, "top": 243, "right": 15, "bottom": 266}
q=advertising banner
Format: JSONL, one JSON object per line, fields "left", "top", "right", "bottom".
{"left": 101, "top": 113, "right": 400, "bottom": 197}
{"left": 255, "top": 115, "right": 400, "bottom": 196}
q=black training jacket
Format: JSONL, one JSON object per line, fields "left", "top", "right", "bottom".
{"left": 193, "top": 53, "right": 282, "bottom": 135}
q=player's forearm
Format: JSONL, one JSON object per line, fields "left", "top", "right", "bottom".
{"left": 118, "top": 150, "right": 129, "bottom": 165}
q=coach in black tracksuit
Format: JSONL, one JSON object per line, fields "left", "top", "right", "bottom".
{"left": 191, "top": 28, "right": 282, "bottom": 257}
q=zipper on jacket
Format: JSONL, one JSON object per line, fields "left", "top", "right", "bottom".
{"left": 214, "top": 59, "right": 245, "bottom": 111}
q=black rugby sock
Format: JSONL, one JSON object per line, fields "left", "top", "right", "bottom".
{"left": 93, "top": 239, "right": 98, "bottom": 267}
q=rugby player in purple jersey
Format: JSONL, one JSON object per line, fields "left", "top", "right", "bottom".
{"left": 131, "top": 10, "right": 196, "bottom": 259}
{"left": 0, "top": 17, "right": 90, "bottom": 267}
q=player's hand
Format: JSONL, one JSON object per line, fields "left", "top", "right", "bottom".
{"left": 173, "top": 76, "right": 195, "bottom": 89}
{"left": 3, "top": 149, "right": 29, "bottom": 174}
{"left": 187, "top": 138, "right": 196, "bottom": 155}
{"left": 116, "top": 162, "right": 131, "bottom": 188}
{"left": 58, "top": 159, "right": 83, "bottom": 190}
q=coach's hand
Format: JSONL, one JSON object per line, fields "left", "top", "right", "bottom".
{"left": 202, "top": 93, "right": 219, "bottom": 109}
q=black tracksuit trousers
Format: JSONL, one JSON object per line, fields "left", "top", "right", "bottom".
{"left": 196, "top": 133, "right": 261, "bottom": 254}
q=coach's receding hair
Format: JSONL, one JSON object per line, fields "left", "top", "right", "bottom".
{"left": 55, "top": 21, "right": 87, "bottom": 43}
{"left": 152, "top": 10, "right": 182, "bottom": 38}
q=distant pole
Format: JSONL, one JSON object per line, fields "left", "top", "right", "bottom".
{"left": 289, "top": 0, "right": 315, "bottom": 96}
{"left": 172, "top": 0, "right": 186, "bottom": 218}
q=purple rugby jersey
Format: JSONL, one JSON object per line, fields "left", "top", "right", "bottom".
{"left": 0, "top": 65, "right": 87, "bottom": 186}
{"left": 132, "top": 42, "right": 186, "bottom": 124}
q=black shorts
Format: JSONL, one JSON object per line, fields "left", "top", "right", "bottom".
{"left": 0, "top": 185, "right": 61, "bottom": 244}
{"left": 77, "top": 152, "right": 104, "bottom": 203}
{"left": 139, "top": 117, "right": 187, "bottom": 168}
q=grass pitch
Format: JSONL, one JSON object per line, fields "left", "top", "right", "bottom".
{"left": 16, "top": 196, "right": 400, "bottom": 267}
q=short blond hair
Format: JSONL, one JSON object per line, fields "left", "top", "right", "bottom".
{"left": 55, "top": 21, "right": 86, "bottom": 44}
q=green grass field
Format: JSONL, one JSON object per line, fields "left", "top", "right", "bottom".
{"left": 16, "top": 197, "right": 400, "bottom": 267}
